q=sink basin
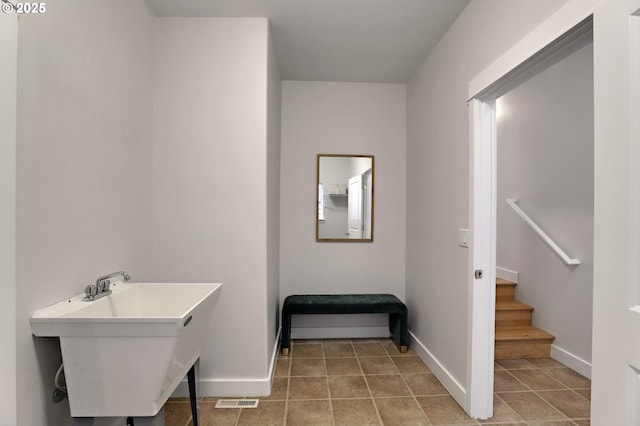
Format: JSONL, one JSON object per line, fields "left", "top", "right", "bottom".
{"left": 30, "top": 282, "right": 222, "bottom": 417}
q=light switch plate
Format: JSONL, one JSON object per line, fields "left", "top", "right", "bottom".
{"left": 458, "top": 228, "right": 469, "bottom": 248}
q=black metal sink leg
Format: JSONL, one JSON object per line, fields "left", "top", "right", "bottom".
{"left": 188, "top": 360, "right": 200, "bottom": 426}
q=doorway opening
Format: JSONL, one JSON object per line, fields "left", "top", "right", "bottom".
{"left": 466, "top": 16, "right": 594, "bottom": 419}
{"left": 494, "top": 38, "right": 593, "bottom": 375}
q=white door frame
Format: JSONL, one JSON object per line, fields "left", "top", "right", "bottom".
{"left": 466, "top": 99, "right": 497, "bottom": 417}
{"left": 465, "top": 0, "right": 601, "bottom": 418}
{"left": 590, "top": 0, "right": 640, "bottom": 423}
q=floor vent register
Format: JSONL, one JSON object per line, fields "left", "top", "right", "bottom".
{"left": 215, "top": 399, "right": 260, "bottom": 409}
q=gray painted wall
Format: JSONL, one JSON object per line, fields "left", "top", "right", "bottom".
{"left": 153, "top": 18, "right": 275, "bottom": 383}
{"left": 497, "top": 43, "right": 594, "bottom": 365}
{"left": 16, "top": 1, "right": 155, "bottom": 424}
{"left": 0, "top": 12, "right": 17, "bottom": 426}
{"left": 17, "top": 8, "right": 279, "bottom": 424}
{"left": 267, "top": 30, "right": 282, "bottom": 364}
{"left": 406, "top": 0, "right": 572, "bottom": 388}
{"left": 280, "top": 81, "right": 407, "bottom": 336}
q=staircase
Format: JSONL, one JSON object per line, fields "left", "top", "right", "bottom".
{"left": 495, "top": 278, "right": 555, "bottom": 359}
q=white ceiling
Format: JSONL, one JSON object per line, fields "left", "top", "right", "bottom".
{"left": 144, "top": 0, "right": 470, "bottom": 83}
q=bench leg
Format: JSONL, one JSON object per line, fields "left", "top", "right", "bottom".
{"left": 389, "top": 313, "right": 409, "bottom": 353}
{"left": 281, "top": 313, "right": 292, "bottom": 356}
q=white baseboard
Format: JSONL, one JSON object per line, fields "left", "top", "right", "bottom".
{"left": 268, "top": 327, "right": 281, "bottom": 389}
{"left": 496, "top": 267, "right": 518, "bottom": 283}
{"left": 291, "top": 326, "right": 389, "bottom": 340}
{"left": 551, "top": 344, "right": 592, "bottom": 379}
{"left": 171, "top": 329, "right": 281, "bottom": 398}
{"left": 409, "top": 331, "right": 467, "bottom": 409}
{"left": 173, "top": 375, "right": 273, "bottom": 397}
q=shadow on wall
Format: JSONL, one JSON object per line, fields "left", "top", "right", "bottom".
{"left": 32, "top": 337, "right": 68, "bottom": 421}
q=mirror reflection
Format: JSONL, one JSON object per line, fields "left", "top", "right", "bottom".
{"left": 317, "top": 154, "right": 374, "bottom": 242}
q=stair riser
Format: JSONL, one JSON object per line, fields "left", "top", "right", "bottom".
{"left": 495, "top": 341, "right": 553, "bottom": 359}
{"left": 496, "top": 285, "right": 515, "bottom": 302}
{"left": 495, "top": 310, "right": 533, "bottom": 328}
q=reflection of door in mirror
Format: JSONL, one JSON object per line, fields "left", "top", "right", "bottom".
{"left": 346, "top": 168, "right": 373, "bottom": 239}
{"left": 363, "top": 168, "right": 372, "bottom": 239}
{"left": 317, "top": 154, "right": 374, "bottom": 241}
{"left": 348, "top": 175, "right": 363, "bottom": 239}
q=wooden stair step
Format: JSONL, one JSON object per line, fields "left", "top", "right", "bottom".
{"left": 496, "top": 278, "right": 516, "bottom": 302}
{"left": 496, "top": 300, "right": 533, "bottom": 327}
{"left": 496, "top": 300, "right": 533, "bottom": 311}
{"left": 495, "top": 326, "right": 555, "bottom": 359}
{"left": 495, "top": 326, "right": 554, "bottom": 342}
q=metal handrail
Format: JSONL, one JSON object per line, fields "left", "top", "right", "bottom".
{"left": 506, "top": 198, "right": 580, "bottom": 266}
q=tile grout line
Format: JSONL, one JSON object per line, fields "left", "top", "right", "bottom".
{"left": 499, "top": 365, "right": 576, "bottom": 423}
{"left": 530, "top": 389, "right": 583, "bottom": 423}
{"left": 233, "top": 396, "right": 241, "bottom": 426}
{"left": 282, "top": 343, "right": 292, "bottom": 426}
{"left": 371, "top": 341, "right": 403, "bottom": 425}
{"left": 184, "top": 406, "right": 192, "bottom": 426}
{"left": 497, "top": 362, "right": 592, "bottom": 423}
{"left": 539, "top": 367, "right": 593, "bottom": 404}
{"left": 570, "top": 388, "right": 592, "bottom": 403}
{"left": 395, "top": 349, "right": 434, "bottom": 425}
{"left": 322, "top": 340, "right": 336, "bottom": 426}
{"left": 528, "top": 366, "right": 577, "bottom": 423}
{"left": 493, "top": 393, "right": 525, "bottom": 424}
{"left": 353, "top": 338, "right": 384, "bottom": 425}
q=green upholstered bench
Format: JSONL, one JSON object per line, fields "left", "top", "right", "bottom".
{"left": 281, "top": 294, "right": 409, "bottom": 355}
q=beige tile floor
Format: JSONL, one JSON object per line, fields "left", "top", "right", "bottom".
{"left": 165, "top": 338, "right": 591, "bottom": 425}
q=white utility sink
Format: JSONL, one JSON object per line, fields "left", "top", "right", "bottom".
{"left": 30, "top": 282, "right": 222, "bottom": 418}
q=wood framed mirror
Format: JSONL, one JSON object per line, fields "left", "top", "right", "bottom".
{"left": 316, "top": 154, "right": 374, "bottom": 242}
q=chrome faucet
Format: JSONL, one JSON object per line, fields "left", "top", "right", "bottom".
{"left": 84, "top": 271, "right": 130, "bottom": 301}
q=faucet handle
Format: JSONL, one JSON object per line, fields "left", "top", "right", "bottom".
{"left": 97, "top": 279, "right": 111, "bottom": 293}
{"left": 85, "top": 284, "right": 98, "bottom": 299}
